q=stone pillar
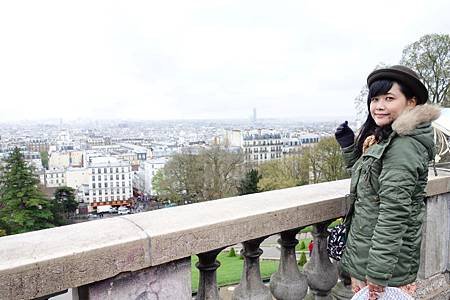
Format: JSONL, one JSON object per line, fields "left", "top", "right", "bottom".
{"left": 196, "top": 248, "right": 225, "bottom": 300}
{"left": 72, "top": 258, "right": 191, "bottom": 300}
{"left": 270, "top": 228, "right": 308, "bottom": 300}
{"left": 232, "top": 237, "right": 272, "bottom": 300}
{"left": 304, "top": 221, "right": 338, "bottom": 300}
{"left": 416, "top": 193, "right": 450, "bottom": 300}
{"left": 418, "top": 194, "right": 450, "bottom": 279}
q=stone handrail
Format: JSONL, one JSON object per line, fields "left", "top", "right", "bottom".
{"left": 1, "top": 175, "right": 450, "bottom": 299}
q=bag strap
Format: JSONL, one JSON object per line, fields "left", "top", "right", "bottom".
{"left": 342, "top": 193, "right": 356, "bottom": 224}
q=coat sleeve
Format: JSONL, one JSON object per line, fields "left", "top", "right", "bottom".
{"left": 365, "top": 138, "right": 424, "bottom": 286}
{"left": 341, "top": 143, "right": 359, "bottom": 172}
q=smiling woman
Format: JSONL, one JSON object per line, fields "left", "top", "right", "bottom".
{"left": 369, "top": 82, "right": 416, "bottom": 128}
{"left": 334, "top": 65, "right": 441, "bottom": 299}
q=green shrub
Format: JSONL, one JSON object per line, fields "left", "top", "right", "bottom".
{"left": 228, "top": 247, "right": 236, "bottom": 257}
{"left": 298, "top": 240, "right": 306, "bottom": 250}
{"left": 298, "top": 252, "right": 307, "bottom": 267}
{"left": 301, "top": 226, "right": 312, "bottom": 233}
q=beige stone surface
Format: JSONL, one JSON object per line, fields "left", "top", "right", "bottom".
{"left": 126, "top": 179, "right": 351, "bottom": 266}
{"left": 87, "top": 258, "right": 191, "bottom": 300}
{"left": 0, "top": 217, "right": 150, "bottom": 300}
{"left": 1, "top": 176, "right": 449, "bottom": 299}
{"left": 425, "top": 173, "right": 450, "bottom": 196}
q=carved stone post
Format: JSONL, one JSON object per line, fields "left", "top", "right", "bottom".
{"left": 304, "top": 221, "right": 338, "bottom": 300}
{"left": 232, "top": 237, "right": 272, "bottom": 300}
{"left": 72, "top": 258, "right": 191, "bottom": 300}
{"left": 196, "top": 248, "right": 225, "bottom": 300}
{"left": 270, "top": 228, "right": 308, "bottom": 300}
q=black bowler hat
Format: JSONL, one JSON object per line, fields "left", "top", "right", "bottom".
{"left": 367, "top": 65, "right": 429, "bottom": 104}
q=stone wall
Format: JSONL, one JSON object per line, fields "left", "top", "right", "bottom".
{"left": 0, "top": 175, "right": 449, "bottom": 299}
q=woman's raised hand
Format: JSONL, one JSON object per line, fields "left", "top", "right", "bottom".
{"left": 335, "top": 121, "right": 355, "bottom": 148}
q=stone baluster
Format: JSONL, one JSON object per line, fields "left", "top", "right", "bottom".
{"left": 232, "top": 237, "right": 272, "bottom": 300}
{"left": 196, "top": 248, "right": 225, "bottom": 300}
{"left": 304, "top": 221, "right": 338, "bottom": 300}
{"left": 270, "top": 228, "right": 308, "bottom": 300}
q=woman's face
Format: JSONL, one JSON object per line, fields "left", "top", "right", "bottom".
{"left": 370, "top": 82, "right": 416, "bottom": 127}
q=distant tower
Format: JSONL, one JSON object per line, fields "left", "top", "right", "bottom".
{"left": 252, "top": 108, "right": 257, "bottom": 123}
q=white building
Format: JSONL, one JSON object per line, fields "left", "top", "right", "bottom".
{"left": 86, "top": 156, "right": 133, "bottom": 210}
{"left": 134, "top": 157, "right": 168, "bottom": 195}
{"left": 282, "top": 134, "right": 320, "bottom": 155}
{"left": 48, "top": 151, "right": 84, "bottom": 169}
{"left": 225, "top": 129, "right": 283, "bottom": 163}
{"left": 44, "top": 168, "right": 66, "bottom": 187}
{"left": 65, "top": 167, "right": 90, "bottom": 190}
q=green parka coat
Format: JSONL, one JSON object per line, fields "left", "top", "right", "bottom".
{"left": 340, "top": 104, "right": 440, "bottom": 287}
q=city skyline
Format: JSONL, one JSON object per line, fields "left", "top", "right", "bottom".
{"left": 0, "top": 0, "right": 449, "bottom": 121}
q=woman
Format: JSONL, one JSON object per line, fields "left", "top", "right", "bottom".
{"left": 334, "top": 65, "right": 440, "bottom": 299}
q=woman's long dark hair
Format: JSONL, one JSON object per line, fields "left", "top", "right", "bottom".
{"left": 355, "top": 79, "right": 415, "bottom": 157}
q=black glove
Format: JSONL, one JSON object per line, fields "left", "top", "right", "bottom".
{"left": 335, "top": 121, "right": 355, "bottom": 148}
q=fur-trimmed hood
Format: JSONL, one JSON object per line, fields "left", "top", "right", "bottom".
{"left": 391, "top": 104, "right": 440, "bottom": 160}
{"left": 392, "top": 104, "right": 441, "bottom": 136}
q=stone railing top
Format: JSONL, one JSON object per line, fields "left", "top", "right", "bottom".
{"left": 1, "top": 174, "right": 450, "bottom": 299}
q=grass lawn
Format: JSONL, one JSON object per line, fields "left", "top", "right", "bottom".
{"left": 191, "top": 251, "right": 279, "bottom": 292}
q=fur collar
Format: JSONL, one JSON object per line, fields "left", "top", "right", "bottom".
{"left": 392, "top": 104, "right": 441, "bottom": 136}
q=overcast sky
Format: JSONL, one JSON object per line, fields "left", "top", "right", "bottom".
{"left": 0, "top": 1, "right": 449, "bottom": 122}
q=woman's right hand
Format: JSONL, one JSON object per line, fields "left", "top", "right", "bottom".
{"left": 335, "top": 121, "right": 355, "bottom": 148}
{"left": 351, "top": 277, "right": 367, "bottom": 294}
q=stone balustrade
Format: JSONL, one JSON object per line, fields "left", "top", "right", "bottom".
{"left": 1, "top": 174, "right": 449, "bottom": 300}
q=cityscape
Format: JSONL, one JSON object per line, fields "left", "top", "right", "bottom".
{"left": 0, "top": 114, "right": 349, "bottom": 217}
{"left": 0, "top": 1, "right": 449, "bottom": 298}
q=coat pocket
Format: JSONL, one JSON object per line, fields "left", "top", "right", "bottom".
{"left": 359, "top": 157, "right": 381, "bottom": 194}
{"left": 351, "top": 213, "right": 377, "bottom": 237}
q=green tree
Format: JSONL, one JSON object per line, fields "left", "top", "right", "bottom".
{"left": 298, "top": 252, "right": 307, "bottom": 267}
{"left": 53, "top": 186, "right": 78, "bottom": 225}
{"left": 258, "top": 155, "right": 309, "bottom": 191}
{"left": 299, "top": 240, "right": 306, "bottom": 250}
{"left": 40, "top": 150, "right": 49, "bottom": 169}
{"left": 0, "top": 148, "right": 55, "bottom": 235}
{"left": 201, "top": 146, "right": 244, "bottom": 201}
{"left": 152, "top": 168, "right": 183, "bottom": 204}
{"left": 303, "top": 137, "right": 349, "bottom": 183}
{"left": 314, "top": 137, "right": 348, "bottom": 182}
{"left": 227, "top": 247, "right": 237, "bottom": 257}
{"left": 400, "top": 34, "right": 450, "bottom": 105}
{"left": 237, "top": 169, "right": 261, "bottom": 195}
{"left": 258, "top": 159, "right": 298, "bottom": 191}
{"left": 153, "top": 146, "right": 244, "bottom": 204}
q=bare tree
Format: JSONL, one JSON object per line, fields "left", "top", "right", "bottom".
{"left": 153, "top": 146, "right": 244, "bottom": 204}
{"left": 400, "top": 34, "right": 450, "bottom": 105}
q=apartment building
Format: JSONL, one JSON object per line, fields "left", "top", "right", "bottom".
{"left": 282, "top": 134, "right": 320, "bottom": 155}
{"left": 225, "top": 129, "right": 283, "bottom": 163}
{"left": 134, "top": 157, "right": 168, "bottom": 195}
{"left": 48, "top": 151, "right": 84, "bottom": 169}
{"left": 86, "top": 156, "right": 133, "bottom": 209}
{"left": 44, "top": 168, "right": 66, "bottom": 187}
